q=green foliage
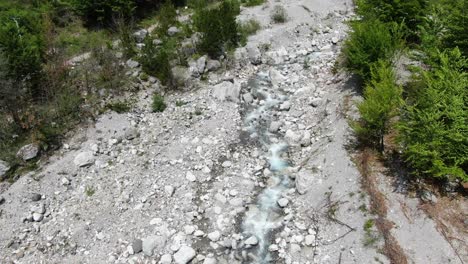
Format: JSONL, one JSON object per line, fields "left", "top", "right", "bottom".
{"left": 115, "top": 17, "right": 136, "bottom": 59}
{"left": 343, "top": 20, "right": 404, "bottom": 81}
{"left": 140, "top": 37, "right": 174, "bottom": 85}
{"left": 239, "top": 19, "right": 261, "bottom": 46}
{"left": 0, "top": 9, "right": 45, "bottom": 90}
{"left": 156, "top": 0, "right": 177, "bottom": 36}
{"left": 352, "top": 61, "right": 402, "bottom": 151}
{"left": 152, "top": 94, "right": 167, "bottom": 112}
{"left": 355, "top": 0, "right": 427, "bottom": 38}
{"left": 241, "top": 0, "right": 264, "bottom": 7}
{"left": 70, "top": 0, "right": 136, "bottom": 26}
{"left": 271, "top": 5, "right": 287, "bottom": 23}
{"left": 93, "top": 45, "right": 127, "bottom": 90}
{"left": 398, "top": 49, "right": 468, "bottom": 182}
{"left": 194, "top": 0, "right": 240, "bottom": 57}
{"left": 105, "top": 101, "right": 131, "bottom": 113}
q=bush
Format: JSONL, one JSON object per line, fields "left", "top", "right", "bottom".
{"left": 115, "top": 17, "right": 136, "bottom": 59}
{"left": 398, "top": 49, "right": 468, "bottom": 182}
{"left": 139, "top": 37, "right": 174, "bottom": 85}
{"left": 355, "top": 0, "right": 427, "bottom": 38}
{"left": 343, "top": 20, "right": 404, "bottom": 81}
{"left": 271, "top": 5, "right": 287, "bottom": 23}
{"left": 70, "top": 0, "right": 136, "bottom": 26}
{"left": 194, "top": 0, "right": 240, "bottom": 57}
{"left": 152, "top": 94, "right": 167, "bottom": 112}
{"left": 239, "top": 19, "right": 261, "bottom": 46}
{"left": 352, "top": 60, "right": 402, "bottom": 151}
{"left": 156, "top": 0, "right": 177, "bottom": 37}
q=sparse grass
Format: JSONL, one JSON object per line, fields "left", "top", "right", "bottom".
{"left": 175, "top": 100, "right": 187, "bottom": 107}
{"left": 241, "top": 0, "right": 265, "bottom": 7}
{"left": 239, "top": 19, "right": 261, "bottom": 46}
{"left": 271, "top": 5, "right": 288, "bottom": 24}
{"left": 152, "top": 94, "right": 167, "bottom": 112}
{"left": 105, "top": 101, "right": 131, "bottom": 113}
{"left": 364, "top": 219, "right": 375, "bottom": 230}
{"left": 85, "top": 185, "right": 95, "bottom": 196}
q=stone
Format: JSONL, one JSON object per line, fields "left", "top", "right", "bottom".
{"left": 16, "top": 143, "right": 40, "bottom": 161}
{"left": 173, "top": 245, "right": 196, "bottom": 264}
{"left": 126, "top": 59, "right": 140, "bottom": 68}
{"left": 171, "top": 66, "right": 190, "bottom": 88}
{"left": 132, "top": 239, "right": 143, "bottom": 254}
{"left": 295, "top": 169, "right": 314, "bottom": 195}
{"left": 242, "top": 93, "right": 254, "bottom": 104}
{"left": 277, "top": 198, "right": 289, "bottom": 208}
{"left": 142, "top": 235, "right": 165, "bottom": 256}
{"left": 168, "top": 26, "right": 180, "bottom": 36}
{"left": 196, "top": 56, "right": 207, "bottom": 74}
{"left": 160, "top": 254, "right": 172, "bottom": 264}
{"left": 0, "top": 196, "right": 4, "bottom": 205}
{"left": 304, "top": 235, "right": 315, "bottom": 246}
{"left": 301, "top": 131, "right": 311, "bottom": 147}
{"left": 268, "top": 244, "right": 279, "bottom": 252}
{"left": 61, "top": 177, "right": 71, "bottom": 186}
{"left": 30, "top": 193, "right": 42, "bottom": 202}
{"left": 331, "top": 37, "right": 339, "bottom": 44}
{"left": 212, "top": 81, "right": 241, "bottom": 102}
{"left": 206, "top": 60, "right": 221, "bottom": 72}
{"left": 420, "top": 190, "right": 438, "bottom": 203}
{"left": 203, "top": 257, "right": 217, "bottom": 264}
{"left": 32, "top": 213, "right": 43, "bottom": 222}
{"left": 133, "top": 29, "right": 148, "bottom": 43}
{"left": 186, "top": 171, "right": 196, "bottom": 182}
{"left": 279, "top": 101, "right": 291, "bottom": 111}
{"left": 269, "top": 121, "right": 282, "bottom": 133}
{"left": 246, "top": 44, "right": 262, "bottom": 65}
{"left": 269, "top": 68, "right": 286, "bottom": 87}
{"left": 208, "top": 231, "right": 221, "bottom": 242}
{"left": 73, "top": 151, "right": 95, "bottom": 167}
{"left": 245, "top": 236, "right": 258, "bottom": 246}
{"left": 285, "top": 130, "right": 302, "bottom": 146}
{"left": 165, "top": 185, "right": 175, "bottom": 197}
{"left": 125, "top": 128, "right": 139, "bottom": 140}
{"left": 310, "top": 98, "right": 322, "bottom": 107}
{"left": 0, "top": 160, "right": 10, "bottom": 178}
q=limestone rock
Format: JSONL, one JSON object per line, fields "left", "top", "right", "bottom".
{"left": 73, "top": 151, "right": 95, "bottom": 167}
{"left": 16, "top": 143, "right": 40, "bottom": 161}
{"left": 212, "top": 81, "right": 241, "bottom": 102}
{"left": 173, "top": 245, "right": 196, "bottom": 264}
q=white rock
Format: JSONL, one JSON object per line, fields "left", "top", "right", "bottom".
{"left": 0, "top": 160, "right": 10, "bottom": 178}
{"left": 32, "top": 213, "right": 44, "bottom": 222}
{"left": 173, "top": 245, "right": 196, "bottom": 264}
{"left": 305, "top": 235, "right": 315, "bottom": 246}
{"left": 165, "top": 185, "right": 175, "bottom": 196}
{"left": 245, "top": 236, "right": 258, "bottom": 246}
{"left": 73, "top": 151, "right": 95, "bottom": 167}
{"left": 212, "top": 81, "right": 241, "bottom": 102}
{"left": 295, "top": 169, "right": 314, "bottom": 195}
{"left": 160, "top": 254, "right": 172, "bottom": 264}
{"left": 208, "top": 231, "right": 221, "bottom": 242}
{"left": 196, "top": 56, "right": 207, "bottom": 73}
{"left": 277, "top": 198, "right": 289, "bottom": 208}
{"left": 16, "top": 143, "right": 40, "bottom": 161}
{"left": 203, "top": 257, "right": 217, "bottom": 264}
{"left": 206, "top": 60, "right": 221, "bottom": 72}
{"left": 186, "top": 171, "right": 196, "bottom": 182}
{"left": 142, "top": 235, "right": 165, "bottom": 256}
{"left": 167, "top": 26, "right": 180, "bottom": 36}
{"left": 126, "top": 59, "right": 140, "bottom": 68}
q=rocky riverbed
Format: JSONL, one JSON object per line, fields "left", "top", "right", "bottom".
{"left": 0, "top": 0, "right": 465, "bottom": 263}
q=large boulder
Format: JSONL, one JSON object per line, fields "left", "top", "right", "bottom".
{"left": 0, "top": 160, "right": 10, "bottom": 179}
{"left": 212, "top": 81, "right": 241, "bottom": 102}
{"left": 16, "top": 143, "right": 40, "bottom": 161}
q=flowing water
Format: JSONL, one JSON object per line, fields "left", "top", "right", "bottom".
{"left": 241, "top": 68, "right": 293, "bottom": 263}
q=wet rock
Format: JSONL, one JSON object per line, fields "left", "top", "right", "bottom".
{"left": 277, "top": 198, "right": 289, "bottom": 208}
{"left": 243, "top": 93, "right": 254, "bottom": 104}
{"left": 212, "top": 81, "right": 241, "bottom": 102}
{"left": 73, "top": 151, "right": 95, "bottom": 167}
{"left": 132, "top": 239, "right": 143, "bottom": 254}
{"left": 173, "top": 245, "right": 196, "bottom": 264}
{"left": 206, "top": 60, "right": 221, "bottom": 72}
{"left": 0, "top": 160, "right": 10, "bottom": 178}
{"left": 16, "top": 143, "right": 40, "bottom": 161}
{"left": 126, "top": 59, "right": 140, "bottom": 68}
